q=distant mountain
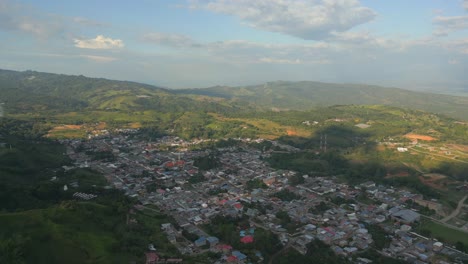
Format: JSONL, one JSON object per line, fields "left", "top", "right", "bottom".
{"left": 0, "top": 69, "right": 243, "bottom": 115}
{"left": 177, "top": 81, "right": 468, "bottom": 120}
{"left": 1, "top": 69, "right": 466, "bottom": 121}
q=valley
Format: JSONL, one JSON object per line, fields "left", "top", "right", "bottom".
{"left": 0, "top": 69, "right": 467, "bottom": 264}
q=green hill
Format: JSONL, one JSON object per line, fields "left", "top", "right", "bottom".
{"left": 177, "top": 81, "right": 468, "bottom": 120}
{"left": 0, "top": 69, "right": 243, "bottom": 115}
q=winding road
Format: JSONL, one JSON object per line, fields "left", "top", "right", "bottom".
{"left": 441, "top": 195, "right": 467, "bottom": 223}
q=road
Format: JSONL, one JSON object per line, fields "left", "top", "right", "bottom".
{"left": 409, "top": 147, "right": 468, "bottom": 164}
{"left": 441, "top": 195, "right": 467, "bottom": 223}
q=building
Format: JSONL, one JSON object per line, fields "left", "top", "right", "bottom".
{"left": 145, "top": 252, "right": 159, "bottom": 264}
{"left": 206, "top": 236, "right": 219, "bottom": 246}
{"left": 232, "top": 250, "right": 247, "bottom": 261}
{"left": 391, "top": 209, "right": 420, "bottom": 224}
{"left": 194, "top": 237, "right": 207, "bottom": 247}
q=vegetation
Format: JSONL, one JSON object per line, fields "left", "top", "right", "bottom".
{"left": 193, "top": 153, "right": 220, "bottom": 170}
{"left": 246, "top": 178, "right": 268, "bottom": 190}
{"left": 178, "top": 80, "right": 468, "bottom": 120}
{"left": 204, "top": 216, "right": 283, "bottom": 262}
{"left": 187, "top": 173, "right": 207, "bottom": 184}
{"left": 272, "top": 189, "right": 301, "bottom": 202}
{"left": 309, "top": 201, "right": 331, "bottom": 214}
{"left": 1, "top": 69, "right": 468, "bottom": 263}
{"left": 0, "top": 129, "right": 200, "bottom": 263}
{"left": 366, "top": 224, "right": 390, "bottom": 250}
{"left": 274, "top": 239, "right": 349, "bottom": 264}
{"left": 415, "top": 219, "right": 468, "bottom": 251}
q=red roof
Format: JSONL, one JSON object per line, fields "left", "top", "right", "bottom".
{"left": 233, "top": 203, "right": 243, "bottom": 209}
{"left": 217, "top": 244, "right": 233, "bottom": 250}
{"left": 240, "top": 235, "right": 254, "bottom": 244}
{"left": 145, "top": 252, "right": 159, "bottom": 262}
{"left": 227, "top": 256, "right": 238, "bottom": 262}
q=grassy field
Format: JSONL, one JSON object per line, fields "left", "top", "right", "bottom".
{"left": 417, "top": 219, "right": 468, "bottom": 245}
{"left": 0, "top": 204, "right": 135, "bottom": 264}
{"left": 211, "top": 114, "right": 312, "bottom": 139}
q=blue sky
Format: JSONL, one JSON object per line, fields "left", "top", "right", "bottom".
{"left": 1, "top": 0, "right": 467, "bottom": 92}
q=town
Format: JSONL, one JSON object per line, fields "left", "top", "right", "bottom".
{"left": 61, "top": 131, "right": 468, "bottom": 264}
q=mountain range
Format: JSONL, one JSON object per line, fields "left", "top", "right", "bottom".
{"left": 178, "top": 81, "right": 468, "bottom": 120}
{"left": 0, "top": 69, "right": 467, "bottom": 120}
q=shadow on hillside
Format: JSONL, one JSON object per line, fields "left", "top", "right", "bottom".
{"left": 278, "top": 124, "right": 375, "bottom": 152}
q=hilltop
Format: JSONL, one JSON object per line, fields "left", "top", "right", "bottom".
{"left": 0, "top": 69, "right": 244, "bottom": 115}
{"left": 1, "top": 69, "right": 467, "bottom": 121}
{"left": 177, "top": 81, "right": 468, "bottom": 120}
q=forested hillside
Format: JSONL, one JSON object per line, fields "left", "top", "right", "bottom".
{"left": 178, "top": 81, "right": 468, "bottom": 120}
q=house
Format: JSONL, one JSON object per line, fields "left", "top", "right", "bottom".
{"left": 361, "top": 181, "right": 376, "bottom": 188}
{"left": 194, "top": 237, "right": 207, "bottom": 247}
{"left": 344, "top": 247, "right": 358, "bottom": 254}
{"left": 240, "top": 235, "right": 254, "bottom": 244}
{"left": 206, "top": 236, "right": 219, "bottom": 246}
{"left": 245, "top": 208, "right": 258, "bottom": 217}
{"left": 433, "top": 242, "right": 443, "bottom": 252}
{"left": 145, "top": 252, "right": 159, "bottom": 264}
{"left": 366, "top": 187, "right": 379, "bottom": 195}
{"left": 232, "top": 250, "right": 247, "bottom": 261}
{"left": 216, "top": 244, "right": 233, "bottom": 253}
{"left": 161, "top": 223, "right": 172, "bottom": 231}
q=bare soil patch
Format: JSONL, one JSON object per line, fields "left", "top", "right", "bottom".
{"left": 419, "top": 173, "right": 448, "bottom": 190}
{"left": 404, "top": 133, "right": 437, "bottom": 141}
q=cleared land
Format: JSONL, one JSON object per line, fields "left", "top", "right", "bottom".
{"left": 404, "top": 134, "right": 437, "bottom": 141}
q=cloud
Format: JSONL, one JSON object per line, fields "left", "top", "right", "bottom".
{"left": 259, "top": 57, "right": 302, "bottom": 64}
{"left": 464, "top": 0, "right": 468, "bottom": 11}
{"left": 74, "top": 35, "right": 124, "bottom": 49}
{"left": 0, "top": 0, "right": 64, "bottom": 38}
{"left": 259, "top": 57, "right": 331, "bottom": 65}
{"left": 143, "top": 32, "right": 199, "bottom": 48}
{"left": 73, "top": 17, "right": 105, "bottom": 27}
{"left": 448, "top": 59, "right": 459, "bottom": 65}
{"left": 445, "top": 38, "right": 468, "bottom": 54}
{"left": 433, "top": 15, "right": 468, "bottom": 36}
{"left": 143, "top": 32, "right": 332, "bottom": 64}
{"left": 79, "top": 55, "right": 117, "bottom": 62}
{"left": 0, "top": 0, "right": 107, "bottom": 41}
{"left": 187, "top": 0, "right": 376, "bottom": 40}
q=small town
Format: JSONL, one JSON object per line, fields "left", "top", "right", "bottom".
{"left": 61, "top": 131, "right": 468, "bottom": 264}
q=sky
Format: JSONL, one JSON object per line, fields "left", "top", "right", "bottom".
{"left": 1, "top": 0, "right": 467, "bottom": 92}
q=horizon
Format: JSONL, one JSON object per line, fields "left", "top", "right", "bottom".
{"left": 3, "top": 67, "right": 468, "bottom": 97}
{"left": 1, "top": 0, "right": 468, "bottom": 92}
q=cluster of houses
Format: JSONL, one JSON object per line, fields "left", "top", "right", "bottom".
{"left": 62, "top": 134, "right": 467, "bottom": 264}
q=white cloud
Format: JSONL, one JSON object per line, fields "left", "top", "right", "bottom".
{"left": 433, "top": 15, "right": 468, "bottom": 36}
{"left": 259, "top": 57, "right": 302, "bottom": 64}
{"left": 187, "top": 0, "right": 376, "bottom": 40}
{"left": 143, "top": 32, "right": 332, "bottom": 64}
{"left": 80, "top": 55, "right": 117, "bottom": 63}
{"left": 74, "top": 35, "right": 124, "bottom": 49}
{"left": 143, "top": 32, "right": 199, "bottom": 48}
{"left": 259, "top": 57, "right": 331, "bottom": 64}
{"left": 0, "top": 1, "right": 106, "bottom": 41}
{"left": 464, "top": 0, "right": 468, "bottom": 11}
{"left": 445, "top": 39, "right": 468, "bottom": 54}
{"left": 73, "top": 17, "right": 105, "bottom": 27}
{"left": 0, "top": 0, "right": 63, "bottom": 38}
